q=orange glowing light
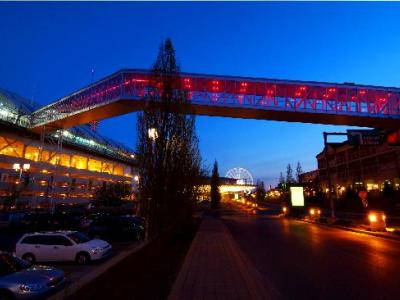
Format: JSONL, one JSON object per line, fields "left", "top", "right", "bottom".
{"left": 369, "top": 213, "right": 377, "bottom": 223}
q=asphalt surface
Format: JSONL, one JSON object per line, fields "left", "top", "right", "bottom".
{"left": 222, "top": 209, "right": 400, "bottom": 300}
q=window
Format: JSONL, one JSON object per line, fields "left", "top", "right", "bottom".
{"left": 46, "top": 235, "right": 73, "bottom": 246}
{"left": 21, "top": 235, "right": 47, "bottom": 244}
{"left": 72, "top": 155, "right": 87, "bottom": 170}
{"left": 67, "top": 232, "right": 90, "bottom": 244}
{"left": 0, "top": 137, "right": 24, "bottom": 158}
{"left": 59, "top": 154, "right": 71, "bottom": 167}
{"left": 102, "top": 162, "right": 113, "bottom": 174}
{"left": 113, "top": 165, "right": 124, "bottom": 176}
{"left": 88, "top": 159, "right": 102, "bottom": 172}
{"left": 24, "top": 145, "right": 40, "bottom": 161}
{"left": 41, "top": 150, "right": 50, "bottom": 162}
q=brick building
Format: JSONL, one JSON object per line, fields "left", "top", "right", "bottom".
{"left": 316, "top": 136, "right": 400, "bottom": 195}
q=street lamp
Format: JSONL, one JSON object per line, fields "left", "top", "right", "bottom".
{"left": 13, "top": 163, "right": 30, "bottom": 181}
{"left": 12, "top": 163, "right": 30, "bottom": 209}
{"left": 148, "top": 128, "right": 158, "bottom": 156}
{"left": 148, "top": 128, "right": 158, "bottom": 141}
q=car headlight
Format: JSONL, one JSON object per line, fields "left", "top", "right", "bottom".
{"left": 20, "top": 283, "right": 44, "bottom": 292}
{"left": 90, "top": 247, "right": 102, "bottom": 254}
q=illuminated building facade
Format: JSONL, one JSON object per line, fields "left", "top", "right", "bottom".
{"left": 317, "top": 138, "right": 400, "bottom": 193}
{"left": 0, "top": 88, "right": 136, "bottom": 209}
{"left": 198, "top": 177, "right": 256, "bottom": 201}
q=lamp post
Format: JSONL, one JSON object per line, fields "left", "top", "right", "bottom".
{"left": 145, "top": 127, "right": 158, "bottom": 240}
{"left": 148, "top": 127, "right": 158, "bottom": 158}
{"left": 12, "top": 163, "right": 30, "bottom": 209}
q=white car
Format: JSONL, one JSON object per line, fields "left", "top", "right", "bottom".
{"left": 15, "top": 231, "right": 112, "bottom": 265}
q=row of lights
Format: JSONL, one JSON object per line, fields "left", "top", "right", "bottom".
{"left": 180, "top": 78, "right": 392, "bottom": 101}
{"left": 232, "top": 197, "right": 258, "bottom": 208}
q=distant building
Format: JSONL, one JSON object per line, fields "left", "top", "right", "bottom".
{"left": 316, "top": 136, "right": 400, "bottom": 194}
{"left": 299, "top": 170, "right": 319, "bottom": 186}
{"left": 198, "top": 176, "right": 256, "bottom": 201}
{"left": 0, "top": 88, "right": 137, "bottom": 209}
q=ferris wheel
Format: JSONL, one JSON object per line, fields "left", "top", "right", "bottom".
{"left": 226, "top": 167, "right": 254, "bottom": 185}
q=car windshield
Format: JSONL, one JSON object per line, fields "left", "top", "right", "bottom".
{"left": 0, "top": 253, "right": 30, "bottom": 277}
{"left": 67, "top": 232, "right": 91, "bottom": 244}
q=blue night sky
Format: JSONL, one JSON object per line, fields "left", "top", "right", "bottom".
{"left": 1, "top": 2, "right": 400, "bottom": 186}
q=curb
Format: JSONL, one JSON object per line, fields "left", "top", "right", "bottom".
{"left": 297, "top": 218, "right": 400, "bottom": 242}
{"left": 48, "top": 240, "right": 149, "bottom": 300}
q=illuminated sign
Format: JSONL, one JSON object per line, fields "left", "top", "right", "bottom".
{"left": 290, "top": 186, "right": 305, "bottom": 207}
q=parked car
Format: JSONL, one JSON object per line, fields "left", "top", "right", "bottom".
{"left": 17, "top": 213, "right": 81, "bottom": 232}
{"left": 15, "top": 231, "right": 112, "bottom": 265}
{"left": 88, "top": 216, "right": 144, "bottom": 242}
{"left": 0, "top": 251, "right": 65, "bottom": 300}
{"left": 79, "top": 213, "right": 108, "bottom": 230}
{"left": 16, "top": 213, "right": 54, "bottom": 233}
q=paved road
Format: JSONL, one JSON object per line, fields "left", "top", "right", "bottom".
{"left": 222, "top": 210, "right": 400, "bottom": 300}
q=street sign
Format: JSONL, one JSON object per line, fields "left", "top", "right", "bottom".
{"left": 290, "top": 186, "right": 305, "bottom": 207}
{"left": 347, "top": 130, "right": 382, "bottom": 146}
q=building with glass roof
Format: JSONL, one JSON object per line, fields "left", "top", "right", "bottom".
{"left": 0, "top": 88, "right": 137, "bottom": 209}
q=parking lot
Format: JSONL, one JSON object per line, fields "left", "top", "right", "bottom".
{"left": 0, "top": 229, "right": 141, "bottom": 296}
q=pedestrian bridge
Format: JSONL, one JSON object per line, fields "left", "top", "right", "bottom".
{"left": 31, "top": 69, "right": 400, "bottom": 130}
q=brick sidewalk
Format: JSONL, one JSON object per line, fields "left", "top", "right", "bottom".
{"left": 168, "top": 216, "right": 281, "bottom": 300}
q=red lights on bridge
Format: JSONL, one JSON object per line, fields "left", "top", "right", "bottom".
{"left": 183, "top": 78, "right": 192, "bottom": 89}
{"left": 266, "top": 89, "right": 275, "bottom": 96}
{"left": 239, "top": 82, "right": 248, "bottom": 94}
{"left": 211, "top": 80, "right": 220, "bottom": 92}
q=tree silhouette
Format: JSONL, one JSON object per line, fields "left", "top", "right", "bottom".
{"left": 136, "top": 39, "right": 203, "bottom": 238}
{"left": 279, "top": 172, "right": 285, "bottom": 185}
{"left": 296, "top": 161, "right": 303, "bottom": 183}
{"left": 95, "top": 182, "right": 131, "bottom": 207}
{"left": 286, "top": 164, "right": 294, "bottom": 184}
{"left": 210, "top": 160, "right": 221, "bottom": 209}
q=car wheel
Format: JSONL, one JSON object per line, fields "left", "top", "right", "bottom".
{"left": 0, "top": 289, "right": 15, "bottom": 300}
{"left": 22, "top": 253, "right": 36, "bottom": 264}
{"left": 76, "top": 252, "right": 90, "bottom": 265}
